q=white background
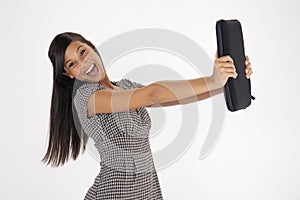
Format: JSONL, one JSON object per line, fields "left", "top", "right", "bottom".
{"left": 1, "top": 0, "right": 299, "bottom": 199}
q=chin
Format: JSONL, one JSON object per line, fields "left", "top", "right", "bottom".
{"left": 96, "top": 72, "right": 105, "bottom": 82}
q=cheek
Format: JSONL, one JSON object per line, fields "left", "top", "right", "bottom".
{"left": 71, "top": 67, "right": 81, "bottom": 77}
{"left": 91, "top": 51, "right": 101, "bottom": 62}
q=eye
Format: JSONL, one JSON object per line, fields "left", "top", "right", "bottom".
{"left": 69, "top": 62, "right": 74, "bottom": 68}
{"left": 80, "top": 49, "right": 86, "bottom": 56}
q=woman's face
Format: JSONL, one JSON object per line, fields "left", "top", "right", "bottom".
{"left": 63, "top": 40, "right": 105, "bottom": 83}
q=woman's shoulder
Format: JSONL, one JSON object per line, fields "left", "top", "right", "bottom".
{"left": 73, "top": 82, "right": 105, "bottom": 108}
{"left": 76, "top": 82, "right": 105, "bottom": 95}
{"left": 74, "top": 78, "right": 145, "bottom": 99}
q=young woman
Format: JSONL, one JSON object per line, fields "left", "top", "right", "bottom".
{"left": 41, "top": 32, "right": 253, "bottom": 199}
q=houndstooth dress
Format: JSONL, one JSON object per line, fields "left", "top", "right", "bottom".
{"left": 73, "top": 78, "right": 164, "bottom": 200}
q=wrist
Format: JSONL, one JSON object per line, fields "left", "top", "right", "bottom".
{"left": 204, "top": 75, "right": 222, "bottom": 91}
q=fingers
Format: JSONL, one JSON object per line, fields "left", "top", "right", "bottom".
{"left": 245, "top": 55, "right": 251, "bottom": 65}
{"left": 227, "top": 72, "right": 238, "bottom": 79}
{"left": 215, "top": 56, "right": 236, "bottom": 73}
{"left": 245, "top": 55, "right": 249, "bottom": 63}
{"left": 245, "top": 67, "right": 253, "bottom": 79}
{"left": 219, "top": 67, "right": 237, "bottom": 73}
{"left": 214, "top": 53, "right": 234, "bottom": 63}
{"left": 216, "top": 62, "right": 235, "bottom": 68}
{"left": 217, "top": 55, "right": 234, "bottom": 63}
{"left": 245, "top": 62, "right": 251, "bottom": 72}
{"left": 214, "top": 55, "right": 238, "bottom": 80}
{"left": 244, "top": 55, "right": 253, "bottom": 79}
{"left": 215, "top": 55, "right": 236, "bottom": 72}
{"left": 215, "top": 55, "right": 235, "bottom": 71}
{"left": 246, "top": 70, "right": 253, "bottom": 79}
{"left": 221, "top": 68, "right": 238, "bottom": 79}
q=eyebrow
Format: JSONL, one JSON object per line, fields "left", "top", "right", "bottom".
{"left": 65, "top": 44, "right": 84, "bottom": 66}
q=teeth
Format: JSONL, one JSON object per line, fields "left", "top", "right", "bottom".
{"left": 85, "top": 64, "right": 94, "bottom": 74}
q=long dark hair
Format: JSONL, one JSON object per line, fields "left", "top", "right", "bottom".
{"left": 41, "top": 32, "right": 101, "bottom": 167}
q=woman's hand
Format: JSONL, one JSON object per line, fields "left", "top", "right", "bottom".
{"left": 211, "top": 50, "right": 253, "bottom": 88}
{"left": 211, "top": 50, "right": 238, "bottom": 88}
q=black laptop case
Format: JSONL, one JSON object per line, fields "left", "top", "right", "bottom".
{"left": 216, "top": 19, "right": 255, "bottom": 112}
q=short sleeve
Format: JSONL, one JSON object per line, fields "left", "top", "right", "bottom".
{"left": 122, "top": 78, "right": 145, "bottom": 89}
{"left": 73, "top": 83, "right": 105, "bottom": 127}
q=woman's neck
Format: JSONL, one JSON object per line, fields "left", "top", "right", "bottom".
{"left": 98, "top": 75, "right": 115, "bottom": 90}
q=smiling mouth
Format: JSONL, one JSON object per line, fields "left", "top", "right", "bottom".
{"left": 85, "top": 63, "right": 99, "bottom": 76}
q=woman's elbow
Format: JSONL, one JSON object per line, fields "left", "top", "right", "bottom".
{"left": 145, "top": 83, "right": 158, "bottom": 106}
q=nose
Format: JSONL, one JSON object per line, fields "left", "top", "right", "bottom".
{"left": 77, "top": 58, "right": 90, "bottom": 71}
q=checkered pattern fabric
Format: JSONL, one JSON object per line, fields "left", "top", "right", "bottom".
{"left": 73, "top": 78, "right": 164, "bottom": 199}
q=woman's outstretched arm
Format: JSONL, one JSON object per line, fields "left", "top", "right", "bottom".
{"left": 88, "top": 53, "right": 244, "bottom": 115}
{"left": 148, "top": 76, "right": 221, "bottom": 106}
{"left": 88, "top": 76, "right": 221, "bottom": 115}
{"left": 148, "top": 87, "right": 223, "bottom": 108}
{"left": 149, "top": 54, "right": 253, "bottom": 107}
